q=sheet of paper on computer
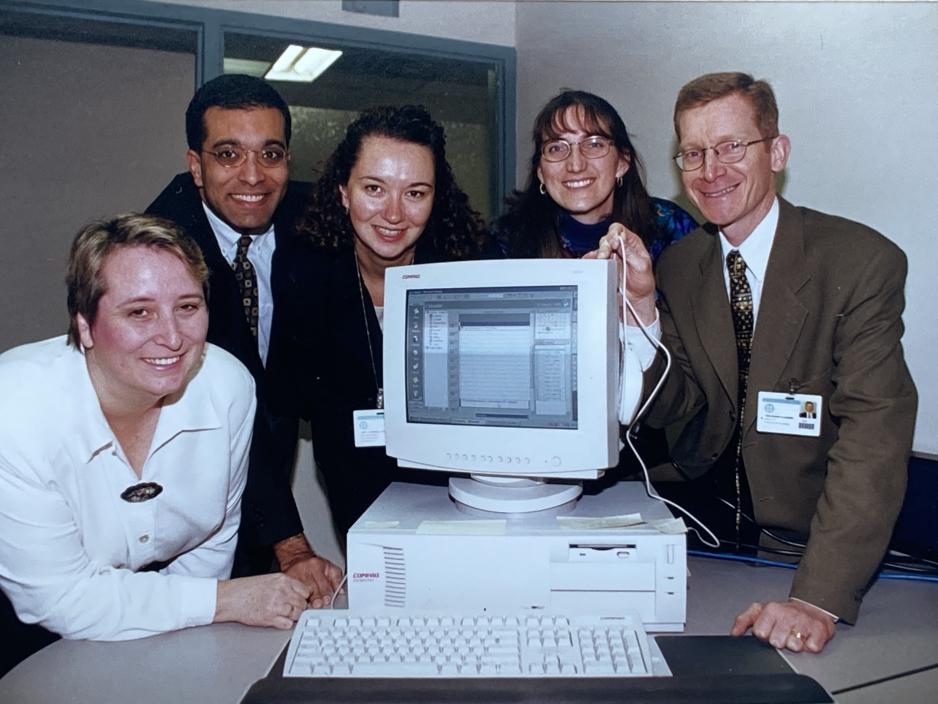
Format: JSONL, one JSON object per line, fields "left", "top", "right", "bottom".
{"left": 648, "top": 517, "right": 687, "bottom": 534}
{"left": 555, "top": 513, "right": 644, "bottom": 529}
{"left": 416, "top": 519, "right": 508, "bottom": 535}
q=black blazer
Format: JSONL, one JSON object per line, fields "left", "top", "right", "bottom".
{"left": 147, "top": 173, "right": 310, "bottom": 562}
{"left": 270, "top": 242, "right": 450, "bottom": 542}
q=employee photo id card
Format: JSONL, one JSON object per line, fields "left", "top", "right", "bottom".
{"left": 756, "top": 392, "right": 822, "bottom": 437}
{"left": 353, "top": 409, "right": 386, "bottom": 447}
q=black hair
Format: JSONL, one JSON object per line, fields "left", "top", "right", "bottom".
{"left": 495, "top": 90, "right": 658, "bottom": 258}
{"left": 297, "top": 104, "right": 485, "bottom": 260}
{"left": 185, "top": 74, "right": 292, "bottom": 150}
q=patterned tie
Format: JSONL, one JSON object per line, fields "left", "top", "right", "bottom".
{"left": 726, "top": 250, "right": 753, "bottom": 411}
{"left": 726, "top": 249, "right": 754, "bottom": 548}
{"left": 232, "top": 235, "right": 259, "bottom": 338}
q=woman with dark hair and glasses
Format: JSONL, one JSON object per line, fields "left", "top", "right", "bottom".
{"left": 492, "top": 90, "right": 696, "bottom": 482}
{"left": 493, "top": 90, "right": 695, "bottom": 260}
{"left": 273, "top": 105, "right": 487, "bottom": 541}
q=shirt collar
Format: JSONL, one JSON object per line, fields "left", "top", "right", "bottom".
{"left": 719, "top": 197, "right": 779, "bottom": 284}
{"left": 67, "top": 344, "right": 116, "bottom": 462}
{"left": 72, "top": 343, "right": 223, "bottom": 464}
{"left": 149, "top": 348, "right": 222, "bottom": 456}
{"left": 201, "top": 202, "right": 274, "bottom": 260}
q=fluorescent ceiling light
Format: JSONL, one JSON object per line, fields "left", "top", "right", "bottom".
{"left": 264, "top": 45, "right": 342, "bottom": 83}
{"left": 222, "top": 58, "right": 270, "bottom": 77}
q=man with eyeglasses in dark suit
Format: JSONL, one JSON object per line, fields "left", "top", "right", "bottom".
{"left": 147, "top": 74, "right": 342, "bottom": 606}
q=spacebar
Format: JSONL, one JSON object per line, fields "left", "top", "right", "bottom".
{"left": 350, "top": 662, "right": 441, "bottom": 676}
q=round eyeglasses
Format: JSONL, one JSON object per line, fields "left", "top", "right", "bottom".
{"left": 540, "top": 136, "right": 613, "bottom": 163}
{"left": 201, "top": 146, "right": 290, "bottom": 169}
{"left": 673, "top": 137, "right": 774, "bottom": 172}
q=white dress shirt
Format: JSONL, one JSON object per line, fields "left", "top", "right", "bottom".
{"left": 202, "top": 203, "right": 276, "bottom": 364}
{"left": 0, "top": 337, "right": 255, "bottom": 640}
{"left": 627, "top": 198, "right": 780, "bottom": 369}
{"left": 717, "top": 198, "right": 779, "bottom": 327}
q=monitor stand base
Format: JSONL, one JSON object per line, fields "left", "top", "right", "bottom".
{"left": 449, "top": 475, "right": 582, "bottom": 513}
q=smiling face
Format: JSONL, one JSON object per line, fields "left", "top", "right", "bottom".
{"left": 186, "top": 106, "right": 289, "bottom": 235}
{"left": 78, "top": 246, "right": 209, "bottom": 413}
{"left": 536, "top": 106, "right": 629, "bottom": 225}
{"left": 339, "top": 135, "right": 435, "bottom": 270}
{"left": 677, "top": 93, "right": 790, "bottom": 245}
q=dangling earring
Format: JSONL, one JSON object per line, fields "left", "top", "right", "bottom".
{"left": 345, "top": 205, "right": 350, "bottom": 216}
{"left": 616, "top": 175, "right": 624, "bottom": 188}
{"left": 539, "top": 181, "right": 546, "bottom": 195}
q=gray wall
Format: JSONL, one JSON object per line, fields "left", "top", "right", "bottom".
{"left": 515, "top": 1, "right": 938, "bottom": 455}
{"left": 152, "top": 0, "right": 516, "bottom": 46}
{"left": 0, "top": 36, "right": 193, "bottom": 350}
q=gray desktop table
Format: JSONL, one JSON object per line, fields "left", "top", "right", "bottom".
{"left": 1, "top": 557, "right": 935, "bottom": 703}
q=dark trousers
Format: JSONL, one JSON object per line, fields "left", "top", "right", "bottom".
{"left": 0, "top": 589, "right": 59, "bottom": 677}
{"left": 231, "top": 543, "right": 277, "bottom": 578}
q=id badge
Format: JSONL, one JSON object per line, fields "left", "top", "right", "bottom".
{"left": 756, "top": 392, "right": 822, "bottom": 437}
{"left": 353, "top": 409, "right": 386, "bottom": 447}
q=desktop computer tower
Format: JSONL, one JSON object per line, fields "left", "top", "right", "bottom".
{"left": 346, "top": 481, "right": 686, "bottom": 632}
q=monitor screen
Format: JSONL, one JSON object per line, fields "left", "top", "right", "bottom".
{"left": 384, "top": 259, "right": 622, "bottom": 512}
{"left": 404, "top": 284, "right": 578, "bottom": 430}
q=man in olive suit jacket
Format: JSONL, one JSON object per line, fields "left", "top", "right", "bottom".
{"left": 612, "top": 72, "right": 915, "bottom": 655}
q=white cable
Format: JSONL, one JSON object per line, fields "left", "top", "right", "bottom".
{"left": 615, "top": 235, "right": 720, "bottom": 549}
{"left": 328, "top": 572, "right": 349, "bottom": 610}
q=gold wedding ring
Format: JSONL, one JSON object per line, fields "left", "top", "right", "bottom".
{"left": 791, "top": 630, "right": 805, "bottom": 642}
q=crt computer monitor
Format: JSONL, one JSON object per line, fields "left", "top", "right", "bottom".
{"left": 383, "top": 258, "right": 630, "bottom": 514}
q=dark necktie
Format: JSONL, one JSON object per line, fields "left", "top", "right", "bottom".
{"left": 726, "top": 249, "right": 754, "bottom": 548}
{"left": 726, "top": 250, "right": 754, "bottom": 411}
{"left": 232, "top": 235, "right": 259, "bottom": 338}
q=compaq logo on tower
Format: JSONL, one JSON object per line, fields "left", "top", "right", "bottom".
{"left": 352, "top": 572, "right": 380, "bottom": 579}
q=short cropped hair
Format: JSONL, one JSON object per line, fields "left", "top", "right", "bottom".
{"left": 674, "top": 72, "right": 779, "bottom": 140}
{"left": 65, "top": 214, "right": 208, "bottom": 348}
{"left": 185, "top": 74, "right": 292, "bottom": 150}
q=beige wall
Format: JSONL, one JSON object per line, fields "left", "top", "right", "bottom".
{"left": 514, "top": 1, "right": 938, "bottom": 454}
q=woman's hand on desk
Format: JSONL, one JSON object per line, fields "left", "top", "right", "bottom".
{"left": 731, "top": 600, "right": 837, "bottom": 654}
{"left": 214, "top": 574, "right": 311, "bottom": 629}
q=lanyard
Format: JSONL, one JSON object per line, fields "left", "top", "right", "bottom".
{"left": 353, "top": 253, "right": 383, "bottom": 410}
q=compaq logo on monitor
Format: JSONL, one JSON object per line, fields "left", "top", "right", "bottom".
{"left": 401, "top": 274, "right": 421, "bottom": 279}
{"left": 352, "top": 572, "right": 380, "bottom": 579}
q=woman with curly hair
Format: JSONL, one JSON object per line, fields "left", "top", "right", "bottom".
{"left": 493, "top": 90, "right": 696, "bottom": 260}
{"left": 274, "top": 105, "right": 487, "bottom": 541}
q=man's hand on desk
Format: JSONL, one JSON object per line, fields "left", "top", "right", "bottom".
{"left": 731, "top": 599, "right": 837, "bottom": 654}
{"left": 273, "top": 533, "right": 345, "bottom": 608}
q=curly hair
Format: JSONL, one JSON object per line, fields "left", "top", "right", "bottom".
{"left": 495, "top": 90, "right": 660, "bottom": 258}
{"left": 297, "top": 105, "right": 486, "bottom": 260}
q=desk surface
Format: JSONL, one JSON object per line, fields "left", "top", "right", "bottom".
{"left": 2, "top": 557, "right": 935, "bottom": 703}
